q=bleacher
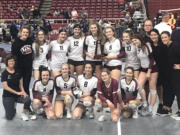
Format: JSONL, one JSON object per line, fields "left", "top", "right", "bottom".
{"left": 50, "top": 0, "right": 125, "bottom": 19}
{"left": 0, "top": 0, "right": 40, "bottom": 19}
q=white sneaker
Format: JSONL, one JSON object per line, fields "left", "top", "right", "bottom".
{"left": 66, "top": 112, "right": 72, "bottom": 119}
{"left": 89, "top": 113, "right": 94, "bottom": 119}
{"left": 132, "top": 110, "right": 138, "bottom": 119}
{"left": 98, "top": 115, "right": 105, "bottom": 122}
{"left": 30, "top": 114, "right": 37, "bottom": 120}
{"left": 21, "top": 112, "right": 29, "bottom": 121}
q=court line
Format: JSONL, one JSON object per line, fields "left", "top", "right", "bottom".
{"left": 117, "top": 118, "right": 122, "bottom": 135}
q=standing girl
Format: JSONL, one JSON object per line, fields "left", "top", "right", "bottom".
{"left": 103, "top": 26, "right": 126, "bottom": 81}
{"left": 84, "top": 22, "right": 105, "bottom": 79}
{"left": 50, "top": 29, "right": 70, "bottom": 77}
{"left": 32, "top": 30, "right": 50, "bottom": 80}
{"left": 68, "top": 24, "right": 85, "bottom": 76}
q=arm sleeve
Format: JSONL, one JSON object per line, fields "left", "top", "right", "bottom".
{"left": 32, "top": 81, "right": 42, "bottom": 100}
{"left": 54, "top": 77, "right": 62, "bottom": 95}
{"left": 97, "top": 80, "right": 107, "bottom": 102}
{"left": 11, "top": 40, "right": 20, "bottom": 56}
{"left": 83, "top": 37, "right": 88, "bottom": 56}
{"left": 117, "top": 40, "right": 126, "bottom": 59}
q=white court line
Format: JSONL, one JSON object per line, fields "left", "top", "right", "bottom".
{"left": 117, "top": 118, "right": 122, "bottom": 135}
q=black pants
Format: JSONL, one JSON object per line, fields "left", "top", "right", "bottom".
{"left": 162, "top": 78, "right": 175, "bottom": 108}
{"left": 20, "top": 66, "right": 32, "bottom": 96}
{"left": 171, "top": 70, "right": 180, "bottom": 109}
{"left": 2, "top": 96, "right": 31, "bottom": 120}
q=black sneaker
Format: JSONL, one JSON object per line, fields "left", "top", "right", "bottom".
{"left": 157, "top": 104, "right": 163, "bottom": 114}
{"left": 158, "top": 109, "right": 172, "bottom": 116}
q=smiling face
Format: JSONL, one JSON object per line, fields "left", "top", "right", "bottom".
{"left": 123, "top": 32, "right": 131, "bottom": 43}
{"left": 105, "top": 27, "right": 114, "bottom": 40}
{"left": 90, "top": 24, "right": 98, "bottom": 36}
{"left": 84, "top": 64, "right": 92, "bottom": 76}
{"left": 125, "top": 68, "right": 134, "bottom": 80}
{"left": 73, "top": 27, "right": 81, "bottom": 37}
{"left": 37, "top": 31, "right": 45, "bottom": 42}
{"left": 132, "top": 38, "right": 141, "bottom": 47}
{"left": 161, "top": 33, "right": 171, "bottom": 45}
{"left": 150, "top": 31, "right": 159, "bottom": 43}
{"left": 20, "top": 28, "right": 29, "bottom": 40}
{"left": 7, "top": 58, "right": 15, "bottom": 69}
{"left": 61, "top": 64, "right": 69, "bottom": 76}
{"left": 41, "top": 71, "right": 50, "bottom": 84}
{"left": 58, "top": 32, "right": 67, "bottom": 42}
{"left": 101, "top": 71, "right": 110, "bottom": 83}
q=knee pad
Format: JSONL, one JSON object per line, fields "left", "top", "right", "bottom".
{"left": 64, "top": 95, "right": 73, "bottom": 104}
{"left": 150, "top": 89, "right": 157, "bottom": 94}
{"left": 129, "top": 104, "right": 137, "bottom": 110}
{"left": 95, "top": 103, "right": 102, "bottom": 110}
{"left": 83, "top": 101, "right": 92, "bottom": 107}
{"left": 32, "top": 103, "right": 40, "bottom": 110}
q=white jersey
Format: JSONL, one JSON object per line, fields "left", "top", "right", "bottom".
{"left": 33, "top": 79, "right": 54, "bottom": 97}
{"left": 136, "top": 44, "right": 155, "bottom": 69}
{"left": 85, "top": 35, "right": 102, "bottom": 61}
{"left": 68, "top": 36, "right": 84, "bottom": 61}
{"left": 32, "top": 42, "right": 50, "bottom": 69}
{"left": 50, "top": 40, "right": 70, "bottom": 70}
{"left": 123, "top": 42, "right": 140, "bottom": 70}
{"left": 55, "top": 75, "right": 76, "bottom": 92}
{"left": 104, "top": 39, "right": 124, "bottom": 66}
{"left": 77, "top": 74, "right": 98, "bottom": 94}
{"left": 118, "top": 78, "right": 139, "bottom": 101}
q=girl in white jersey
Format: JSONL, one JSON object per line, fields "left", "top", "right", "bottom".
{"left": 50, "top": 29, "right": 70, "bottom": 77}
{"left": 132, "top": 35, "right": 158, "bottom": 116}
{"left": 73, "top": 63, "right": 98, "bottom": 119}
{"left": 54, "top": 64, "right": 76, "bottom": 119}
{"left": 68, "top": 24, "right": 85, "bottom": 76}
{"left": 103, "top": 26, "right": 126, "bottom": 81}
{"left": 32, "top": 66, "right": 55, "bottom": 119}
{"left": 122, "top": 30, "right": 140, "bottom": 79}
{"left": 33, "top": 30, "right": 50, "bottom": 80}
{"left": 118, "top": 67, "right": 141, "bottom": 119}
{"left": 84, "top": 22, "right": 105, "bottom": 79}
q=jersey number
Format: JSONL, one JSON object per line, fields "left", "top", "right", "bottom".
{"left": 64, "top": 83, "right": 68, "bottom": 89}
{"left": 60, "top": 46, "right": 63, "bottom": 50}
{"left": 84, "top": 81, "right": 88, "bottom": 87}
{"left": 126, "top": 46, "right": 131, "bottom": 51}
{"left": 74, "top": 41, "right": 79, "bottom": 46}
{"left": 109, "top": 45, "right": 112, "bottom": 50}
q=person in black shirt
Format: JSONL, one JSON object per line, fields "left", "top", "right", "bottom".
{"left": 11, "top": 26, "right": 33, "bottom": 96}
{"left": 1, "top": 54, "right": 31, "bottom": 120}
{"left": 159, "top": 31, "right": 180, "bottom": 115}
{"left": 149, "top": 29, "right": 163, "bottom": 113}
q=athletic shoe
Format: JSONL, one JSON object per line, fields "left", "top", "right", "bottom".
{"left": 132, "top": 110, "right": 138, "bottom": 119}
{"left": 157, "top": 104, "right": 163, "bottom": 114}
{"left": 158, "top": 109, "right": 172, "bottom": 116}
{"left": 30, "top": 114, "right": 37, "bottom": 120}
{"left": 175, "top": 111, "right": 180, "bottom": 117}
{"left": 98, "top": 115, "right": 105, "bottom": 122}
{"left": 66, "top": 112, "right": 72, "bottom": 119}
{"left": 140, "top": 106, "right": 152, "bottom": 116}
{"left": 89, "top": 113, "right": 94, "bottom": 119}
{"left": 21, "top": 112, "right": 29, "bottom": 121}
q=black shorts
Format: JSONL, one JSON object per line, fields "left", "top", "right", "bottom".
{"left": 140, "top": 65, "right": 158, "bottom": 73}
{"left": 68, "top": 59, "right": 84, "bottom": 66}
{"left": 85, "top": 60, "right": 102, "bottom": 66}
{"left": 104, "top": 65, "right": 122, "bottom": 71}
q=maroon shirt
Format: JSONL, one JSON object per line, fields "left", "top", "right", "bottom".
{"left": 97, "top": 78, "right": 119, "bottom": 107}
